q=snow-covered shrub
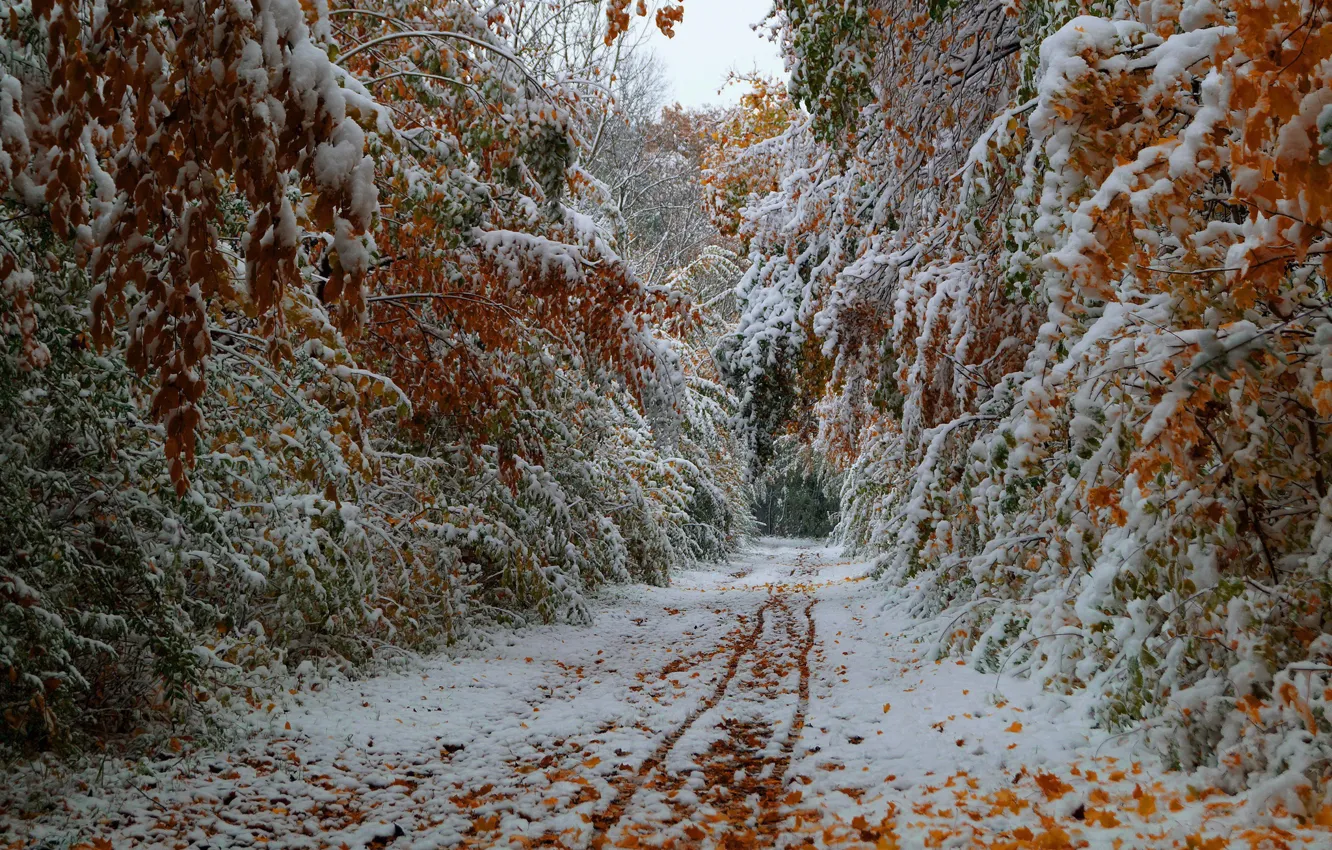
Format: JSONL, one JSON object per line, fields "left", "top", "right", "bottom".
{"left": 1, "top": 232, "right": 201, "bottom": 746}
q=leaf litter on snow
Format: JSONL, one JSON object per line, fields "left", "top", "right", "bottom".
{"left": 3, "top": 540, "right": 1331, "bottom": 849}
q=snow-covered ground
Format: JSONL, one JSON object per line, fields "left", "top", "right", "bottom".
{"left": 5, "top": 539, "right": 1329, "bottom": 848}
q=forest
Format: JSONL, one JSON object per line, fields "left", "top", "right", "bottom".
{"left": 2, "top": 0, "right": 1332, "bottom": 847}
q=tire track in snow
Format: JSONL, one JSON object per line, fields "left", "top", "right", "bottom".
{"left": 775, "top": 600, "right": 817, "bottom": 775}
{"left": 606, "top": 594, "right": 816, "bottom": 850}
{"left": 589, "top": 595, "right": 777, "bottom": 848}
{"left": 664, "top": 596, "right": 800, "bottom": 847}
{"left": 755, "top": 597, "right": 817, "bottom": 847}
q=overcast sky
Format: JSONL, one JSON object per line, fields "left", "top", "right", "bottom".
{"left": 645, "top": 1, "right": 784, "bottom": 108}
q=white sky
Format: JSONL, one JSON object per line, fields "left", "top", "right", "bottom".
{"left": 646, "top": 1, "right": 785, "bottom": 108}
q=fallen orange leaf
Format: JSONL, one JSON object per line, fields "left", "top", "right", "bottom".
{"left": 1086, "top": 808, "right": 1120, "bottom": 828}
{"left": 1137, "top": 792, "right": 1157, "bottom": 818}
{"left": 1034, "top": 772, "right": 1072, "bottom": 800}
{"left": 1035, "top": 826, "right": 1072, "bottom": 848}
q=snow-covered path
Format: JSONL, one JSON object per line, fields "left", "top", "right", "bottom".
{"left": 7, "top": 540, "right": 1331, "bottom": 849}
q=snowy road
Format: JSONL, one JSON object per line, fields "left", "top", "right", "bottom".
{"left": 7, "top": 539, "right": 1330, "bottom": 848}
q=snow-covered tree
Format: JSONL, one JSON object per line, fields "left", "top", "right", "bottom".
{"left": 0, "top": 0, "right": 746, "bottom": 749}
{"left": 716, "top": 0, "right": 1332, "bottom": 792}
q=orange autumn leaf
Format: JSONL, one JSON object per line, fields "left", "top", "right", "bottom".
{"left": 1035, "top": 826, "right": 1073, "bottom": 849}
{"left": 1034, "top": 772, "right": 1072, "bottom": 800}
{"left": 1086, "top": 808, "right": 1121, "bottom": 828}
{"left": 1136, "top": 791, "right": 1158, "bottom": 818}
{"left": 1315, "top": 382, "right": 1332, "bottom": 417}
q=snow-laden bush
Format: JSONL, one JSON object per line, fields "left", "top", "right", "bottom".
{"left": 0, "top": 217, "right": 748, "bottom": 752}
